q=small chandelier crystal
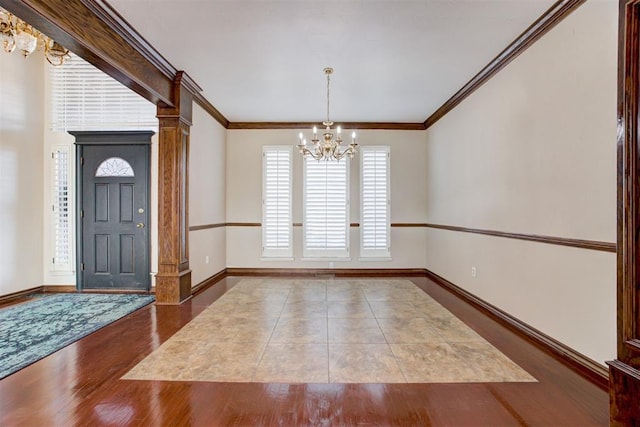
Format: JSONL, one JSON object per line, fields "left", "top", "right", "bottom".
{"left": 0, "top": 7, "right": 70, "bottom": 66}
{"left": 297, "top": 67, "right": 358, "bottom": 161}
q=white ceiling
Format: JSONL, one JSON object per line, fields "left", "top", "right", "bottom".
{"left": 107, "top": 0, "right": 556, "bottom": 123}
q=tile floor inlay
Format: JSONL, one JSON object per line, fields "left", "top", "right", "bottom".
{"left": 123, "top": 279, "right": 537, "bottom": 383}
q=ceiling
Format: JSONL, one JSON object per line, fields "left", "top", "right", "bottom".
{"left": 106, "top": 0, "right": 556, "bottom": 123}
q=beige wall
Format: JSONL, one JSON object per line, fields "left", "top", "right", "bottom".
{"left": 0, "top": 52, "right": 45, "bottom": 294}
{"left": 226, "top": 129, "right": 427, "bottom": 268}
{"left": 424, "top": 0, "right": 617, "bottom": 364}
{"left": 189, "top": 104, "right": 227, "bottom": 285}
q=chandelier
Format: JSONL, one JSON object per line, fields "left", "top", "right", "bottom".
{"left": 0, "top": 7, "right": 70, "bottom": 66}
{"left": 297, "top": 67, "right": 358, "bottom": 161}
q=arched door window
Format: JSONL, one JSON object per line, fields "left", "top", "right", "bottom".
{"left": 95, "top": 157, "right": 134, "bottom": 177}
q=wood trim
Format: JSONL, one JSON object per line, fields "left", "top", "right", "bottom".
{"left": 0, "top": 286, "right": 44, "bottom": 306}
{"left": 391, "top": 223, "right": 428, "bottom": 227}
{"left": 226, "top": 222, "right": 261, "bottom": 227}
{"left": 423, "top": 0, "right": 586, "bottom": 129}
{"left": 42, "top": 285, "right": 77, "bottom": 293}
{"left": 610, "top": 1, "right": 640, "bottom": 424}
{"left": 424, "top": 269, "right": 609, "bottom": 390}
{"left": 193, "top": 92, "right": 230, "bottom": 129}
{"left": 191, "top": 268, "right": 228, "bottom": 296}
{"left": 0, "top": 0, "right": 174, "bottom": 106}
{"left": 188, "top": 223, "right": 226, "bottom": 231}
{"left": 226, "top": 268, "right": 427, "bottom": 277}
{"left": 227, "top": 122, "right": 426, "bottom": 130}
{"left": 80, "top": 0, "right": 175, "bottom": 80}
{"left": 424, "top": 223, "right": 616, "bottom": 253}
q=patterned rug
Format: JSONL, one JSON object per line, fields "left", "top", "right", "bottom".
{"left": 0, "top": 293, "right": 155, "bottom": 380}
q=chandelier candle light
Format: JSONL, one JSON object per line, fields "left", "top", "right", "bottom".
{"left": 0, "top": 7, "right": 70, "bottom": 66}
{"left": 297, "top": 68, "right": 358, "bottom": 161}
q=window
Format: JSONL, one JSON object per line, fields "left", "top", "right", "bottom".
{"left": 52, "top": 146, "right": 72, "bottom": 271}
{"left": 361, "top": 146, "right": 390, "bottom": 258}
{"left": 50, "top": 53, "right": 157, "bottom": 132}
{"left": 303, "top": 157, "right": 349, "bottom": 258}
{"left": 95, "top": 157, "right": 135, "bottom": 177}
{"left": 262, "top": 146, "right": 293, "bottom": 258}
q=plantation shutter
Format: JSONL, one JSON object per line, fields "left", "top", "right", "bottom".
{"left": 262, "top": 146, "right": 293, "bottom": 258}
{"left": 50, "top": 53, "right": 157, "bottom": 132}
{"left": 52, "top": 146, "right": 72, "bottom": 271}
{"left": 361, "top": 146, "right": 390, "bottom": 258}
{"left": 303, "top": 157, "right": 350, "bottom": 258}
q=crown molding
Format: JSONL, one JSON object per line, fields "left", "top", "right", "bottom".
{"left": 423, "top": 0, "right": 586, "bottom": 129}
{"left": 227, "top": 122, "right": 425, "bottom": 130}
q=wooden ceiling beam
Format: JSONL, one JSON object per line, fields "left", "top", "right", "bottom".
{"left": 0, "top": 0, "right": 176, "bottom": 107}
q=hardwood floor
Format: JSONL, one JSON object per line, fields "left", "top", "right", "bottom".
{"left": 0, "top": 276, "right": 608, "bottom": 426}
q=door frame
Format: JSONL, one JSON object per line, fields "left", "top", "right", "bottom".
{"left": 71, "top": 131, "right": 153, "bottom": 291}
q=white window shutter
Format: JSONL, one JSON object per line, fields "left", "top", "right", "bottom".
{"left": 50, "top": 53, "right": 157, "bottom": 132}
{"left": 303, "top": 157, "right": 350, "bottom": 258}
{"left": 361, "top": 146, "right": 390, "bottom": 258}
{"left": 262, "top": 146, "right": 293, "bottom": 258}
{"left": 52, "top": 146, "right": 73, "bottom": 271}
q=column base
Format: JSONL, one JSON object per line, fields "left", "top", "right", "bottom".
{"left": 608, "top": 359, "right": 640, "bottom": 426}
{"left": 155, "top": 269, "right": 192, "bottom": 304}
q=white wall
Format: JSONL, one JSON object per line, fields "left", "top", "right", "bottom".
{"left": 0, "top": 52, "right": 45, "bottom": 294}
{"left": 424, "top": 0, "right": 617, "bottom": 364}
{"left": 189, "top": 104, "right": 227, "bottom": 285}
{"left": 226, "top": 129, "right": 427, "bottom": 269}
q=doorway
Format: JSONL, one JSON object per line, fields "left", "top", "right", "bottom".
{"left": 72, "top": 131, "right": 153, "bottom": 291}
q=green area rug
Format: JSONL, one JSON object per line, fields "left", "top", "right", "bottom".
{"left": 0, "top": 293, "right": 154, "bottom": 380}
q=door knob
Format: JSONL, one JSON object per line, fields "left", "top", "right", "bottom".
{"left": 136, "top": 223, "right": 145, "bottom": 228}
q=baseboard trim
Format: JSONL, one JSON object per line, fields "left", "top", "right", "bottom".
{"left": 42, "top": 285, "right": 78, "bottom": 293}
{"left": 226, "top": 268, "right": 426, "bottom": 277}
{"left": 424, "top": 269, "right": 608, "bottom": 390}
{"left": 0, "top": 286, "right": 44, "bottom": 306}
{"left": 192, "top": 268, "right": 228, "bottom": 296}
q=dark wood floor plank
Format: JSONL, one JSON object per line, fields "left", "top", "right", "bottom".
{"left": 0, "top": 276, "right": 608, "bottom": 426}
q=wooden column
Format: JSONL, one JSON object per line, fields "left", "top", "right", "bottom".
{"left": 609, "top": 1, "right": 640, "bottom": 424}
{"left": 155, "top": 72, "right": 201, "bottom": 304}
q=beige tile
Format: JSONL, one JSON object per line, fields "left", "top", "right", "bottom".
{"left": 390, "top": 343, "right": 472, "bottom": 383}
{"left": 363, "top": 287, "right": 426, "bottom": 302}
{"left": 428, "top": 316, "right": 484, "bottom": 342}
{"left": 327, "top": 300, "right": 375, "bottom": 318}
{"left": 449, "top": 342, "right": 536, "bottom": 382}
{"left": 253, "top": 344, "right": 329, "bottom": 383}
{"left": 182, "top": 316, "right": 279, "bottom": 343}
{"left": 326, "top": 288, "right": 367, "bottom": 302}
{"left": 377, "top": 317, "right": 445, "bottom": 344}
{"left": 329, "top": 344, "right": 405, "bottom": 383}
{"left": 280, "top": 300, "right": 327, "bottom": 318}
{"left": 368, "top": 300, "right": 425, "bottom": 319}
{"left": 328, "top": 318, "right": 386, "bottom": 343}
{"left": 201, "top": 299, "right": 286, "bottom": 319}
{"left": 287, "top": 283, "right": 327, "bottom": 302}
{"left": 270, "top": 318, "right": 328, "bottom": 343}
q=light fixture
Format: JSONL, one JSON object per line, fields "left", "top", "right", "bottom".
{"left": 0, "top": 7, "right": 70, "bottom": 66}
{"left": 297, "top": 67, "right": 358, "bottom": 161}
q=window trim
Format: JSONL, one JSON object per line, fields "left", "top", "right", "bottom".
{"left": 360, "top": 146, "right": 391, "bottom": 259}
{"left": 262, "top": 145, "right": 293, "bottom": 258}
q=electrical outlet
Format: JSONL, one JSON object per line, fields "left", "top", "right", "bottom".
{"left": 329, "top": 261, "right": 334, "bottom": 268}
{"left": 471, "top": 266, "right": 477, "bottom": 277}
{"left": 205, "top": 256, "right": 210, "bottom": 264}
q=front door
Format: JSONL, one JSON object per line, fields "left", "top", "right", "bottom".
{"left": 74, "top": 132, "right": 152, "bottom": 290}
